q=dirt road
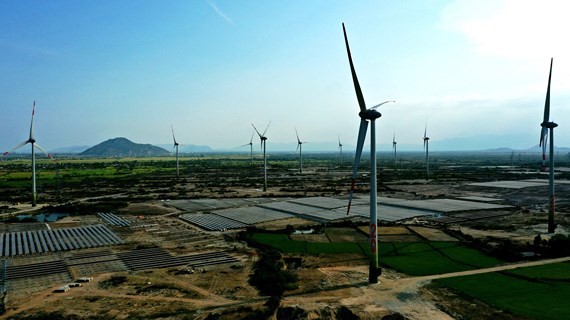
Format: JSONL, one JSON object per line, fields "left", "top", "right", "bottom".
{"left": 282, "top": 257, "right": 570, "bottom": 319}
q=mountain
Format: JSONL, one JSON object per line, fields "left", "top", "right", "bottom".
{"left": 79, "top": 137, "right": 170, "bottom": 157}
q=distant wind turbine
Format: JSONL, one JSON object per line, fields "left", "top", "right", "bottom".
{"left": 252, "top": 122, "right": 271, "bottom": 192}
{"left": 171, "top": 125, "right": 180, "bottom": 179}
{"left": 343, "top": 23, "right": 394, "bottom": 284}
{"left": 392, "top": 131, "right": 397, "bottom": 171}
{"left": 338, "top": 136, "right": 343, "bottom": 166}
{"left": 295, "top": 128, "right": 306, "bottom": 173}
{"left": 241, "top": 131, "right": 255, "bottom": 165}
{"left": 539, "top": 58, "right": 558, "bottom": 233}
{"left": 423, "top": 123, "right": 430, "bottom": 180}
{"left": 1, "top": 101, "right": 54, "bottom": 206}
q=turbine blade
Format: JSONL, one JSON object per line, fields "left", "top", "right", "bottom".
{"left": 29, "top": 101, "right": 36, "bottom": 140}
{"left": 262, "top": 121, "right": 271, "bottom": 137}
{"left": 295, "top": 127, "right": 300, "bottom": 143}
{"left": 251, "top": 123, "right": 263, "bottom": 138}
{"left": 393, "top": 131, "right": 395, "bottom": 144}
{"left": 250, "top": 131, "right": 254, "bottom": 144}
{"left": 342, "top": 23, "right": 367, "bottom": 113}
{"left": 338, "top": 136, "right": 341, "bottom": 147}
{"left": 171, "top": 125, "right": 177, "bottom": 145}
{"left": 347, "top": 119, "right": 369, "bottom": 215}
{"left": 34, "top": 142, "right": 55, "bottom": 160}
{"left": 2, "top": 140, "right": 29, "bottom": 156}
{"left": 540, "top": 127, "right": 548, "bottom": 148}
{"left": 543, "top": 58, "right": 553, "bottom": 123}
{"left": 540, "top": 58, "right": 553, "bottom": 145}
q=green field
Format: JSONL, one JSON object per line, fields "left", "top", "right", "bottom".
{"left": 247, "top": 232, "right": 503, "bottom": 276}
{"left": 436, "top": 262, "right": 570, "bottom": 320}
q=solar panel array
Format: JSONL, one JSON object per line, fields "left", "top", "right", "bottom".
{"left": 179, "top": 213, "right": 247, "bottom": 231}
{"left": 97, "top": 212, "right": 131, "bottom": 227}
{"left": 117, "top": 247, "right": 239, "bottom": 271}
{"left": 288, "top": 197, "right": 348, "bottom": 209}
{"left": 339, "top": 204, "right": 434, "bottom": 222}
{"left": 213, "top": 206, "right": 293, "bottom": 225}
{"left": 5, "top": 259, "right": 69, "bottom": 281}
{"left": 0, "top": 225, "right": 123, "bottom": 257}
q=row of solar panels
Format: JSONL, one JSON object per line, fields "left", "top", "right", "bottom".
{"left": 1, "top": 248, "right": 238, "bottom": 289}
{"left": 5, "top": 259, "right": 69, "bottom": 281}
{"left": 117, "top": 247, "right": 238, "bottom": 271}
{"left": 0, "top": 225, "right": 123, "bottom": 257}
{"left": 97, "top": 212, "right": 131, "bottom": 227}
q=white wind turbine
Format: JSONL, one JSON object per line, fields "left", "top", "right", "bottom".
{"left": 343, "top": 23, "right": 394, "bottom": 284}
{"left": 392, "top": 131, "right": 397, "bottom": 171}
{"left": 2, "top": 101, "right": 54, "bottom": 207}
{"left": 539, "top": 58, "right": 558, "bottom": 233}
{"left": 295, "top": 128, "right": 306, "bottom": 174}
{"left": 252, "top": 122, "right": 271, "bottom": 192}
{"left": 171, "top": 125, "right": 180, "bottom": 179}
{"left": 241, "top": 131, "right": 255, "bottom": 165}
{"left": 423, "top": 123, "right": 430, "bottom": 180}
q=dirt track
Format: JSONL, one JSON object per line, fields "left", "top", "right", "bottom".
{"left": 281, "top": 257, "right": 570, "bottom": 320}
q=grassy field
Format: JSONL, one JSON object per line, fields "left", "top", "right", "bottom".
{"left": 247, "top": 231, "right": 503, "bottom": 276}
{"left": 436, "top": 262, "right": 570, "bottom": 320}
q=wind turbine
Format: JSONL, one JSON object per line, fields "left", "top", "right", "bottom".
{"left": 295, "top": 128, "right": 306, "bottom": 173}
{"left": 423, "top": 123, "right": 430, "bottom": 180}
{"left": 252, "top": 122, "right": 270, "bottom": 192}
{"left": 1, "top": 101, "right": 54, "bottom": 207}
{"left": 338, "top": 136, "right": 343, "bottom": 167}
{"left": 241, "top": 132, "right": 255, "bottom": 165}
{"left": 171, "top": 125, "right": 180, "bottom": 179}
{"left": 343, "top": 23, "right": 394, "bottom": 284}
{"left": 539, "top": 58, "right": 558, "bottom": 233}
{"left": 392, "top": 131, "right": 397, "bottom": 171}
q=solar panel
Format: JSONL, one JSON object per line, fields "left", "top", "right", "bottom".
{"left": 179, "top": 213, "right": 247, "bottom": 231}
{"left": 212, "top": 206, "right": 293, "bottom": 225}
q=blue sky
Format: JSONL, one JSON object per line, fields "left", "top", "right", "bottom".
{"left": 1, "top": 0, "right": 569, "bottom": 152}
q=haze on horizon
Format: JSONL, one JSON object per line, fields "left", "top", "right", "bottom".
{"left": 1, "top": 0, "right": 569, "bottom": 153}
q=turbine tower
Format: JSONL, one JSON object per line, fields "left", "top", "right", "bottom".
{"left": 539, "top": 58, "right": 558, "bottom": 233}
{"left": 423, "top": 123, "right": 430, "bottom": 180}
{"left": 241, "top": 131, "right": 255, "bottom": 165}
{"left": 295, "top": 128, "right": 306, "bottom": 174}
{"left": 171, "top": 125, "right": 180, "bottom": 179}
{"left": 252, "top": 122, "right": 271, "bottom": 192}
{"left": 338, "top": 136, "right": 343, "bottom": 167}
{"left": 1, "top": 101, "right": 54, "bottom": 207}
{"left": 343, "top": 23, "right": 394, "bottom": 284}
{"left": 392, "top": 131, "right": 397, "bottom": 171}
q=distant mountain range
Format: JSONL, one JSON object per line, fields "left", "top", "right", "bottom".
{"left": 79, "top": 138, "right": 170, "bottom": 157}
{"left": 30, "top": 135, "right": 569, "bottom": 155}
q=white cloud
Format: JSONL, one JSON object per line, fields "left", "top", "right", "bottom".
{"left": 207, "top": 0, "right": 234, "bottom": 25}
{"left": 442, "top": 0, "right": 570, "bottom": 60}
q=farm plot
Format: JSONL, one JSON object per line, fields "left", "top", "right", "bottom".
{"left": 408, "top": 226, "right": 458, "bottom": 241}
{"left": 325, "top": 227, "right": 367, "bottom": 242}
{"left": 379, "top": 242, "right": 502, "bottom": 276}
{"left": 437, "top": 262, "right": 570, "bottom": 320}
{"left": 357, "top": 226, "right": 423, "bottom": 242}
{"left": 290, "top": 233, "right": 329, "bottom": 243}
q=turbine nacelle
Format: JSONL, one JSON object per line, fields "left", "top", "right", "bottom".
{"left": 359, "top": 109, "right": 382, "bottom": 120}
{"left": 541, "top": 121, "right": 558, "bottom": 129}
